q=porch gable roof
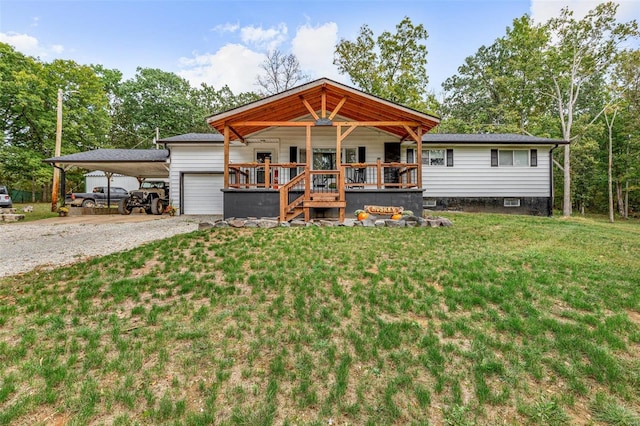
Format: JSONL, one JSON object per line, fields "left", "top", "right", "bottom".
{"left": 206, "top": 78, "right": 440, "bottom": 139}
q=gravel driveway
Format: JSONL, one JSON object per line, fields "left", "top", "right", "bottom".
{"left": 0, "top": 214, "right": 216, "bottom": 278}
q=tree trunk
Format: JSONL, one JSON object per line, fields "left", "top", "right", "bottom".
{"left": 563, "top": 144, "right": 572, "bottom": 216}
{"left": 31, "top": 178, "right": 36, "bottom": 203}
{"left": 616, "top": 182, "right": 625, "bottom": 216}
{"left": 624, "top": 180, "right": 629, "bottom": 219}
{"left": 608, "top": 134, "right": 614, "bottom": 223}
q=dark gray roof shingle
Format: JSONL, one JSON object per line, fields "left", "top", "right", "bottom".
{"left": 157, "top": 133, "right": 224, "bottom": 143}
{"left": 422, "top": 133, "right": 567, "bottom": 145}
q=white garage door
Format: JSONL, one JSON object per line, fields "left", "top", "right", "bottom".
{"left": 183, "top": 173, "right": 224, "bottom": 214}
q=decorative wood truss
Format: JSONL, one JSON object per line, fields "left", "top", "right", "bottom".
{"left": 206, "top": 78, "right": 440, "bottom": 221}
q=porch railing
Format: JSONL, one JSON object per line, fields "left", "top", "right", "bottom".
{"left": 228, "top": 160, "right": 419, "bottom": 190}
{"left": 229, "top": 160, "right": 306, "bottom": 189}
{"left": 342, "top": 161, "right": 419, "bottom": 189}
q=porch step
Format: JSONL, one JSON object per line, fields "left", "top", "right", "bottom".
{"left": 283, "top": 207, "right": 304, "bottom": 222}
{"left": 310, "top": 192, "right": 340, "bottom": 201}
{"left": 303, "top": 200, "right": 347, "bottom": 208}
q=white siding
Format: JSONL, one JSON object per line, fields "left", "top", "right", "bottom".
{"left": 183, "top": 174, "right": 224, "bottom": 214}
{"left": 168, "top": 145, "right": 226, "bottom": 214}
{"left": 85, "top": 172, "right": 140, "bottom": 192}
{"left": 422, "top": 146, "right": 552, "bottom": 197}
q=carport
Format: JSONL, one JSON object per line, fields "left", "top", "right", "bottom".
{"left": 44, "top": 149, "right": 170, "bottom": 207}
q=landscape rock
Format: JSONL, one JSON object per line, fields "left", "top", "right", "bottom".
{"left": 244, "top": 220, "right": 258, "bottom": 228}
{"left": 198, "top": 222, "right": 214, "bottom": 230}
{"left": 214, "top": 221, "right": 229, "bottom": 228}
{"left": 258, "top": 219, "right": 279, "bottom": 229}
{"left": 227, "top": 219, "right": 246, "bottom": 228}
{"left": 374, "top": 219, "right": 386, "bottom": 227}
{"left": 1, "top": 214, "right": 25, "bottom": 222}
{"left": 439, "top": 218, "right": 454, "bottom": 227}
{"left": 290, "top": 220, "right": 307, "bottom": 227}
{"left": 385, "top": 219, "right": 405, "bottom": 227}
{"left": 279, "top": 221, "right": 291, "bottom": 227}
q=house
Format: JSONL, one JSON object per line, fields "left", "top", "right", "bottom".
{"left": 46, "top": 78, "right": 567, "bottom": 218}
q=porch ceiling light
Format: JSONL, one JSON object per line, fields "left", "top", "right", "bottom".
{"left": 315, "top": 118, "right": 333, "bottom": 126}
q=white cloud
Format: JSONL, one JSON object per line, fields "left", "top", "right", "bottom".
{"left": 530, "top": 0, "right": 640, "bottom": 24}
{"left": 178, "top": 21, "right": 347, "bottom": 93}
{"left": 178, "top": 44, "right": 265, "bottom": 93}
{"left": 213, "top": 22, "right": 240, "bottom": 34}
{"left": 240, "top": 23, "right": 288, "bottom": 51}
{"left": 291, "top": 22, "right": 344, "bottom": 82}
{"left": 0, "top": 32, "right": 40, "bottom": 54}
{"left": 0, "top": 31, "right": 66, "bottom": 58}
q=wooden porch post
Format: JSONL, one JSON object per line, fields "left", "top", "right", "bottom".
{"left": 224, "top": 126, "right": 230, "bottom": 189}
{"left": 335, "top": 124, "right": 341, "bottom": 168}
{"left": 417, "top": 127, "right": 423, "bottom": 189}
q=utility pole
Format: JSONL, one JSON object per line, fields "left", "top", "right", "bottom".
{"left": 51, "top": 88, "right": 63, "bottom": 212}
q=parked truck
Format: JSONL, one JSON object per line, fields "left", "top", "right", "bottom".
{"left": 65, "top": 186, "right": 130, "bottom": 207}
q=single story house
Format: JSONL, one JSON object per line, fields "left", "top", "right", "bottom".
{"left": 46, "top": 78, "right": 567, "bottom": 218}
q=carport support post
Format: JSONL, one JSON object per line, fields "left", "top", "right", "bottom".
{"left": 105, "top": 172, "right": 113, "bottom": 209}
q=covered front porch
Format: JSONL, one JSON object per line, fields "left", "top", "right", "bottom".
{"left": 206, "top": 78, "right": 440, "bottom": 221}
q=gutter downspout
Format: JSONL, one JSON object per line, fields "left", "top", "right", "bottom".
{"left": 549, "top": 144, "right": 559, "bottom": 217}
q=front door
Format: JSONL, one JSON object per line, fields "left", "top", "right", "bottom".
{"left": 384, "top": 142, "right": 400, "bottom": 183}
{"left": 256, "top": 151, "right": 273, "bottom": 184}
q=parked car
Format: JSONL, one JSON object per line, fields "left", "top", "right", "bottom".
{"left": 65, "top": 186, "right": 130, "bottom": 207}
{"left": 0, "top": 185, "right": 12, "bottom": 208}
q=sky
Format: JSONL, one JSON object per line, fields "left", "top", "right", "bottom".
{"left": 1, "top": 0, "right": 639, "bottom": 99}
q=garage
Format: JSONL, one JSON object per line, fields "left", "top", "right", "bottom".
{"left": 182, "top": 173, "right": 224, "bottom": 215}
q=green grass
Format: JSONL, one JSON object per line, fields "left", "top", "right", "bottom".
{"left": 1, "top": 202, "right": 58, "bottom": 222}
{"left": 1, "top": 213, "right": 639, "bottom": 425}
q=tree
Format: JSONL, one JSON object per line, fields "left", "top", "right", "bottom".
{"left": 542, "top": 2, "right": 639, "bottom": 216}
{"left": 440, "top": 3, "right": 639, "bottom": 215}
{"left": 256, "top": 50, "right": 309, "bottom": 96}
{"left": 611, "top": 49, "right": 640, "bottom": 218}
{"left": 111, "top": 68, "right": 203, "bottom": 147}
{"left": 0, "top": 43, "right": 111, "bottom": 199}
{"left": 334, "top": 17, "right": 437, "bottom": 112}
{"left": 193, "top": 83, "right": 260, "bottom": 120}
{"left": 441, "top": 16, "right": 551, "bottom": 134}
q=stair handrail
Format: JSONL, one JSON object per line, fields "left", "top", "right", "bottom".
{"left": 279, "top": 171, "right": 307, "bottom": 221}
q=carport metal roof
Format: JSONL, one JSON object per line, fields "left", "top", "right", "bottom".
{"left": 44, "top": 149, "right": 170, "bottom": 178}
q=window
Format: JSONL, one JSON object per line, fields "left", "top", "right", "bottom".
{"left": 424, "top": 199, "right": 437, "bottom": 207}
{"left": 492, "top": 149, "right": 530, "bottom": 167}
{"left": 312, "top": 148, "right": 336, "bottom": 170}
{"left": 344, "top": 147, "right": 357, "bottom": 163}
{"left": 504, "top": 198, "right": 521, "bottom": 207}
{"left": 422, "top": 149, "right": 445, "bottom": 166}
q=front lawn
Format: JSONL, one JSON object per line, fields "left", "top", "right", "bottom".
{"left": 0, "top": 213, "right": 638, "bottom": 425}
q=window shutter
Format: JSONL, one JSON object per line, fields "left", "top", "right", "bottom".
{"left": 358, "top": 146, "right": 366, "bottom": 163}
{"left": 530, "top": 149, "right": 538, "bottom": 167}
{"left": 289, "top": 146, "right": 298, "bottom": 179}
{"left": 446, "top": 149, "right": 454, "bottom": 167}
{"left": 491, "top": 149, "right": 498, "bottom": 167}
